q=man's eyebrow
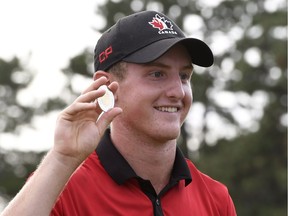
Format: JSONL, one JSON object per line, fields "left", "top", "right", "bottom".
{"left": 143, "top": 62, "right": 194, "bottom": 71}
{"left": 184, "top": 64, "right": 194, "bottom": 71}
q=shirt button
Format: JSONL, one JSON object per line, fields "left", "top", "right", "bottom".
{"left": 156, "top": 199, "right": 160, "bottom": 206}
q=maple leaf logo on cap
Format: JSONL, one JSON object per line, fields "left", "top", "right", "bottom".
{"left": 149, "top": 14, "right": 173, "bottom": 31}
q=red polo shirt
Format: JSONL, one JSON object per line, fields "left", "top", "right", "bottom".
{"left": 51, "top": 130, "right": 236, "bottom": 216}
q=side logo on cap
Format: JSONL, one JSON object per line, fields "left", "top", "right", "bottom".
{"left": 99, "top": 45, "right": 113, "bottom": 63}
{"left": 149, "top": 14, "right": 177, "bottom": 35}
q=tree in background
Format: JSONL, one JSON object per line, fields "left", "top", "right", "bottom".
{"left": 190, "top": 1, "right": 287, "bottom": 215}
{"left": 0, "top": 57, "right": 42, "bottom": 207}
{"left": 0, "top": 0, "right": 286, "bottom": 215}
{"left": 0, "top": 58, "right": 34, "bottom": 133}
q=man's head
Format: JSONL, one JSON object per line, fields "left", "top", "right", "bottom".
{"left": 94, "top": 10, "right": 213, "bottom": 73}
{"left": 94, "top": 11, "right": 214, "bottom": 141}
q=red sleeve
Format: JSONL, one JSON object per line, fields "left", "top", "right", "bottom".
{"left": 50, "top": 198, "right": 63, "bottom": 216}
{"left": 225, "top": 192, "right": 237, "bottom": 216}
{"left": 209, "top": 178, "right": 237, "bottom": 216}
{"left": 193, "top": 166, "right": 237, "bottom": 216}
{"left": 210, "top": 180, "right": 237, "bottom": 216}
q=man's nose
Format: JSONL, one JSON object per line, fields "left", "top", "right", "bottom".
{"left": 166, "top": 77, "right": 185, "bottom": 100}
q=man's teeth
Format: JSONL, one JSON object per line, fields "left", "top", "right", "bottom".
{"left": 156, "top": 107, "right": 178, "bottom": 113}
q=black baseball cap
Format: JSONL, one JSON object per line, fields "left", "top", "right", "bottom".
{"left": 94, "top": 10, "right": 214, "bottom": 72}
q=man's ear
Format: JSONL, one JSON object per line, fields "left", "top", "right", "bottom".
{"left": 94, "top": 71, "right": 119, "bottom": 102}
{"left": 93, "top": 71, "right": 111, "bottom": 81}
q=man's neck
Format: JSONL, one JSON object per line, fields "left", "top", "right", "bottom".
{"left": 110, "top": 127, "right": 177, "bottom": 194}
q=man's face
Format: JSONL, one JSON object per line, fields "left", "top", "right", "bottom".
{"left": 113, "top": 44, "right": 193, "bottom": 143}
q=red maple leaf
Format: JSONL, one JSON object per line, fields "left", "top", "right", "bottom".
{"left": 149, "top": 18, "right": 164, "bottom": 30}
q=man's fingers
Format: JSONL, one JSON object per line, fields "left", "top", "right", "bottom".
{"left": 76, "top": 89, "right": 106, "bottom": 103}
{"left": 81, "top": 76, "right": 108, "bottom": 95}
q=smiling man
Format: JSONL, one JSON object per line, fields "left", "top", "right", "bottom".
{"left": 1, "top": 11, "right": 236, "bottom": 216}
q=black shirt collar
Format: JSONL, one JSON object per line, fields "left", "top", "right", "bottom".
{"left": 96, "top": 129, "right": 192, "bottom": 186}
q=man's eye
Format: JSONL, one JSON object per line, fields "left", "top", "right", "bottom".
{"left": 151, "top": 71, "right": 163, "bottom": 78}
{"left": 180, "top": 72, "right": 191, "bottom": 81}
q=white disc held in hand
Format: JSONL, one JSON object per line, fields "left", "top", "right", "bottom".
{"left": 97, "top": 85, "right": 115, "bottom": 112}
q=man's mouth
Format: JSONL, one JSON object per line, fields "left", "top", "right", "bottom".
{"left": 155, "top": 107, "right": 179, "bottom": 113}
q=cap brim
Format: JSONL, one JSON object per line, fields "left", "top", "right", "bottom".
{"left": 123, "top": 37, "right": 214, "bottom": 67}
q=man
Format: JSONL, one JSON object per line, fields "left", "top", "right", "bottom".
{"left": 1, "top": 11, "right": 236, "bottom": 215}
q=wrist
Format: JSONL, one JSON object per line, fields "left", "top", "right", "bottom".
{"left": 49, "top": 149, "right": 83, "bottom": 173}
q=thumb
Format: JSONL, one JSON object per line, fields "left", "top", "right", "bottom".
{"left": 96, "top": 107, "right": 122, "bottom": 135}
